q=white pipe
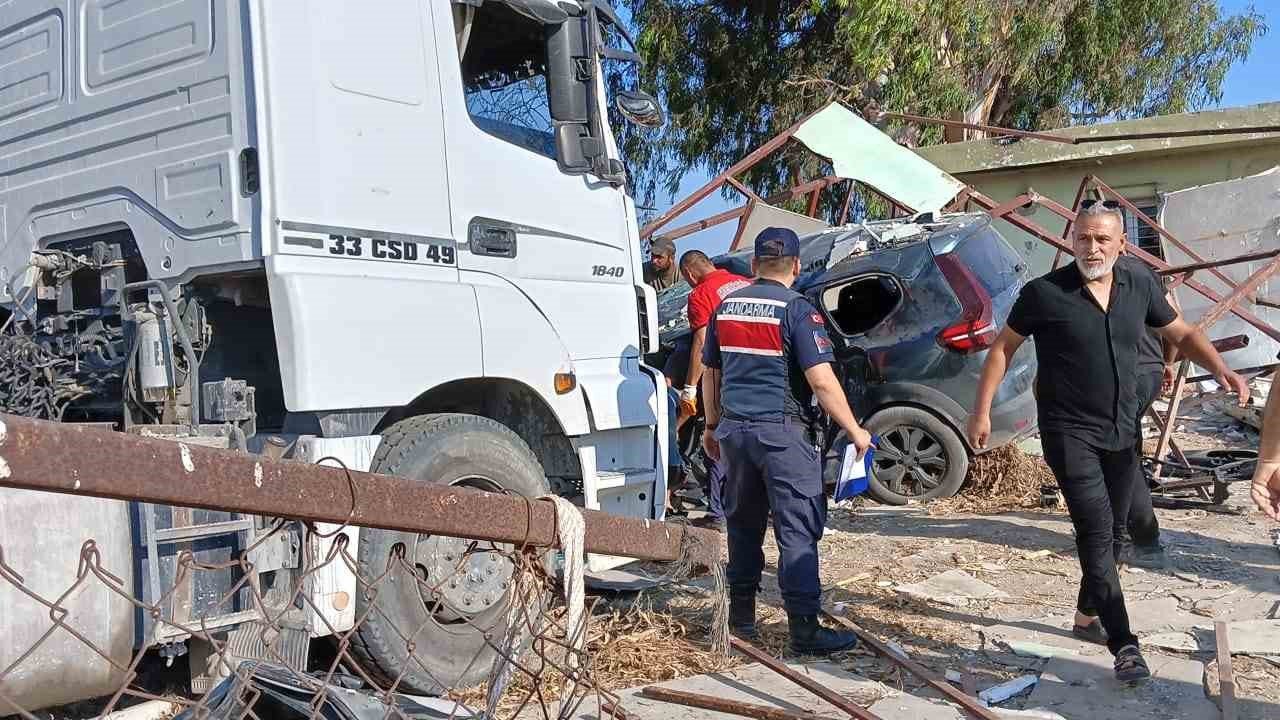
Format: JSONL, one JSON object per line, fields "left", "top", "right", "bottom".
{"left": 100, "top": 700, "right": 182, "bottom": 720}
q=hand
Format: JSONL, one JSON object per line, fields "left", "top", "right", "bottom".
{"left": 967, "top": 413, "right": 991, "bottom": 450}
{"left": 1250, "top": 460, "right": 1280, "bottom": 521}
{"left": 702, "top": 428, "right": 720, "bottom": 462}
{"left": 1216, "top": 369, "right": 1250, "bottom": 407}
{"left": 675, "top": 397, "right": 697, "bottom": 429}
{"left": 681, "top": 384, "right": 699, "bottom": 403}
{"left": 1162, "top": 365, "right": 1176, "bottom": 394}
{"left": 847, "top": 425, "right": 873, "bottom": 460}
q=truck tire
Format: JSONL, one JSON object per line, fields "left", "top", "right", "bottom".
{"left": 347, "top": 413, "right": 551, "bottom": 695}
{"left": 863, "top": 406, "right": 968, "bottom": 505}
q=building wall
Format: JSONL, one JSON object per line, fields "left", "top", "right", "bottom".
{"left": 951, "top": 142, "right": 1280, "bottom": 273}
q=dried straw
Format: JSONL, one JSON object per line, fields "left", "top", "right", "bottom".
{"left": 928, "top": 445, "right": 1053, "bottom": 515}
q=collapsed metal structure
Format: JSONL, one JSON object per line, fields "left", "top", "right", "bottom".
{"left": 640, "top": 102, "right": 1280, "bottom": 502}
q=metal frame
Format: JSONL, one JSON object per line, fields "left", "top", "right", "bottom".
{"left": 0, "top": 414, "right": 722, "bottom": 569}
{"left": 644, "top": 108, "right": 1280, "bottom": 503}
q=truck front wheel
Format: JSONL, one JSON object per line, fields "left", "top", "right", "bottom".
{"left": 348, "top": 413, "right": 551, "bottom": 695}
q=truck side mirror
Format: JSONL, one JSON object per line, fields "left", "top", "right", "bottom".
{"left": 615, "top": 90, "right": 664, "bottom": 128}
{"left": 545, "top": 18, "right": 599, "bottom": 175}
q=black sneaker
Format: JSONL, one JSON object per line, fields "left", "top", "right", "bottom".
{"left": 1072, "top": 617, "right": 1109, "bottom": 645}
{"left": 1114, "top": 645, "right": 1151, "bottom": 685}
{"left": 691, "top": 516, "right": 726, "bottom": 533}
{"left": 1120, "top": 543, "right": 1169, "bottom": 570}
{"left": 788, "top": 614, "right": 857, "bottom": 655}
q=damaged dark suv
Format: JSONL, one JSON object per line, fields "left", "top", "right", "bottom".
{"left": 653, "top": 213, "right": 1038, "bottom": 504}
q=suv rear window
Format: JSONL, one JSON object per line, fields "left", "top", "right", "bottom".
{"left": 948, "top": 224, "right": 1023, "bottom": 296}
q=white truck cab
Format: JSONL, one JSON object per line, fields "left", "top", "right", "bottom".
{"left": 0, "top": 0, "right": 667, "bottom": 706}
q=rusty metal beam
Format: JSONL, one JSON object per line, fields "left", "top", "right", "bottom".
{"left": 1210, "top": 335, "right": 1250, "bottom": 354}
{"left": 973, "top": 190, "right": 1280, "bottom": 344}
{"left": 639, "top": 686, "right": 840, "bottom": 720}
{"left": 1157, "top": 248, "right": 1280, "bottom": 276}
{"left": 821, "top": 612, "right": 1001, "bottom": 720}
{"left": 727, "top": 175, "right": 763, "bottom": 203}
{"left": 0, "top": 414, "right": 721, "bottom": 569}
{"left": 986, "top": 193, "right": 1036, "bottom": 220}
{"left": 639, "top": 109, "right": 823, "bottom": 240}
{"left": 1087, "top": 177, "right": 1239, "bottom": 291}
{"left": 878, "top": 110, "right": 1280, "bottom": 145}
{"left": 1187, "top": 363, "right": 1277, "bottom": 384}
{"left": 1154, "top": 359, "right": 1191, "bottom": 480}
{"left": 875, "top": 111, "right": 1074, "bottom": 144}
{"left": 1076, "top": 125, "right": 1280, "bottom": 144}
{"left": 728, "top": 637, "right": 882, "bottom": 720}
{"left": 656, "top": 206, "right": 750, "bottom": 243}
{"left": 1052, "top": 178, "right": 1093, "bottom": 271}
{"left": 1194, "top": 254, "right": 1280, "bottom": 333}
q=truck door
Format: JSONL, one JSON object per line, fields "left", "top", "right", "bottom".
{"left": 430, "top": 3, "right": 642, "bottom": 367}
{"left": 253, "top": 0, "right": 482, "bottom": 411}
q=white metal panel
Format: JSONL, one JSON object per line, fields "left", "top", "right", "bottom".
{"left": 575, "top": 356, "right": 659, "bottom": 430}
{"left": 0, "top": 491, "right": 134, "bottom": 713}
{"left": 469, "top": 274, "right": 591, "bottom": 436}
{"left": 294, "top": 436, "right": 382, "bottom": 636}
{"left": 256, "top": 0, "right": 452, "bottom": 247}
{"left": 265, "top": 253, "right": 481, "bottom": 411}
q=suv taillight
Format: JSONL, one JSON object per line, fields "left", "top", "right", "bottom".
{"left": 935, "top": 252, "right": 995, "bottom": 354}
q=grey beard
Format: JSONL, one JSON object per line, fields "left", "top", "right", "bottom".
{"left": 1076, "top": 255, "right": 1117, "bottom": 281}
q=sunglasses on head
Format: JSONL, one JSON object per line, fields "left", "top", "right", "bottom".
{"left": 1080, "top": 199, "right": 1121, "bottom": 210}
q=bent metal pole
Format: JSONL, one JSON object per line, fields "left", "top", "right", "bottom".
{"left": 0, "top": 413, "right": 721, "bottom": 570}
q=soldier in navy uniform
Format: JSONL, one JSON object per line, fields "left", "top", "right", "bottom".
{"left": 700, "top": 227, "right": 874, "bottom": 654}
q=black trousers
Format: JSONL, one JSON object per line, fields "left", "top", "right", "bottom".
{"left": 1042, "top": 432, "right": 1140, "bottom": 654}
{"left": 1124, "top": 369, "right": 1164, "bottom": 548}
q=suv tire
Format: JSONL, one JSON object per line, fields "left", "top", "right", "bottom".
{"left": 863, "top": 406, "right": 968, "bottom": 505}
{"left": 348, "top": 413, "right": 551, "bottom": 695}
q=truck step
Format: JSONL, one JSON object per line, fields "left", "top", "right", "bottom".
{"left": 151, "top": 518, "right": 255, "bottom": 544}
{"left": 593, "top": 468, "right": 656, "bottom": 490}
{"left": 189, "top": 619, "right": 310, "bottom": 695}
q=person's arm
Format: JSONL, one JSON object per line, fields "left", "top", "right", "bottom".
{"left": 699, "top": 312, "right": 724, "bottom": 461}
{"left": 804, "top": 363, "right": 872, "bottom": 457}
{"left": 1250, "top": 387, "right": 1280, "bottom": 519}
{"left": 967, "top": 327, "right": 1027, "bottom": 449}
{"left": 682, "top": 326, "right": 707, "bottom": 404}
{"left": 1154, "top": 317, "right": 1248, "bottom": 404}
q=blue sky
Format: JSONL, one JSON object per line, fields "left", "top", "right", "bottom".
{"left": 649, "top": 1, "right": 1280, "bottom": 258}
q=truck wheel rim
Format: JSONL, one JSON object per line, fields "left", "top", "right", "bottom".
{"left": 873, "top": 425, "right": 948, "bottom": 497}
{"left": 414, "top": 475, "right": 516, "bottom": 622}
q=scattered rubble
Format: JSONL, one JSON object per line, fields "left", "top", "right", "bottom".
{"left": 896, "top": 570, "right": 1011, "bottom": 608}
{"left": 979, "top": 675, "right": 1038, "bottom": 705}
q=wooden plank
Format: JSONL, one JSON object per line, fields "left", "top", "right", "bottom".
{"left": 1215, "top": 620, "right": 1237, "bottom": 720}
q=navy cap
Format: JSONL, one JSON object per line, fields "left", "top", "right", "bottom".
{"left": 754, "top": 227, "right": 801, "bottom": 258}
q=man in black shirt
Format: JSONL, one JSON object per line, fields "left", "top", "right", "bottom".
{"left": 968, "top": 202, "right": 1248, "bottom": 685}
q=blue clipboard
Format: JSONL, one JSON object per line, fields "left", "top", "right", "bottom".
{"left": 834, "top": 434, "right": 879, "bottom": 501}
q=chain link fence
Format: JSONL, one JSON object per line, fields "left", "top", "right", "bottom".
{"left": 0, "top": 484, "right": 722, "bottom": 720}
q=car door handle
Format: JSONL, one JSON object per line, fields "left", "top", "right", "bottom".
{"left": 470, "top": 224, "right": 518, "bottom": 258}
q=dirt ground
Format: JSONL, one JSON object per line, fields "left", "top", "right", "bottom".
{"left": 586, "top": 386, "right": 1280, "bottom": 719}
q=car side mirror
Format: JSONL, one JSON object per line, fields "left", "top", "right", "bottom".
{"left": 615, "top": 90, "right": 664, "bottom": 128}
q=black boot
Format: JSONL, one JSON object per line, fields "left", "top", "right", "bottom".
{"left": 729, "top": 593, "right": 758, "bottom": 639}
{"left": 788, "top": 614, "right": 857, "bottom": 655}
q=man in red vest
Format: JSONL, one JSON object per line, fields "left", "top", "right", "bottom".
{"left": 678, "top": 250, "right": 751, "bottom": 528}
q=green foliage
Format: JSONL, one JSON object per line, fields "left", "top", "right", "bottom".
{"left": 618, "top": 0, "right": 1265, "bottom": 204}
